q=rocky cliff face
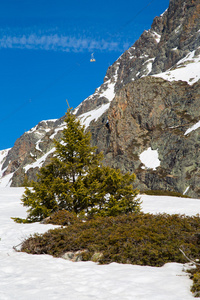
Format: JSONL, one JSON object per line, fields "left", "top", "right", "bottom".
{"left": 89, "top": 77, "right": 200, "bottom": 197}
{"left": 0, "top": 117, "right": 65, "bottom": 186}
{"left": 0, "top": 0, "right": 200, "bottom": 198}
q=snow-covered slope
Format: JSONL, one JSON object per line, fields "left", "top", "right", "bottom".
{"left": 0, "top": 187, "right": 199, "bottom": 300}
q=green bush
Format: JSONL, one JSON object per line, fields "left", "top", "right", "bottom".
{"left": 15, "top": 109, "right": 139, "bottom": 223}
{"left": 43, "top": 210, "right": 80, "bottom": 226}
{"left": 188, "top": 266, "right": 200, "bottom": 297}
{"left": 21, "top": 213, "right": 200, "bottom": 267}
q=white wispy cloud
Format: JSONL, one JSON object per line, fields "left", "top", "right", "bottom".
{"left": 0, "top": 33, "right": 122, "bottom": 52}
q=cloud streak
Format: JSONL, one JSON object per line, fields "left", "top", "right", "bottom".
{"left": 0, "top": 33, "right": 123, "bottom": 52}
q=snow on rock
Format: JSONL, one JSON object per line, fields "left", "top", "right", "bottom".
{"left": 26, "top": 119, "right": 58, "bottom": 134}
{"left": 0, "top": 148, "right": 10, "bottom": 164}
{"left": 79, "top": 103, "right": 110, "bottom": 128}
{"left": 100, "top": 81, "right": 115, "bottom": 102}
{"left": 24, "top": 147, "right": 56, "bottom": 172}
{"left": 0, "top": 187, "right": 199, "bottom": 300}
{"left": 150, "top": 31, "right": 161, "bottom": 43}
{"left": 152, "top": 50, "right": 200, "bottom": 85}
{"left": 184, "top": 120, "right": 200, "bottom": 135}
{"left": 49, "top": 123, "right": 66, "bottom": 140}
{"left": 183, "top": 186, "right": 190, "bottom": 195}
{"left": 139, "top": 147, "right": 160, "bottom": 170}
{"left": 73, "top": 78, "right": 116, "bottom": 119}
{"left": 0, "top": 149, "right": 11, "bottom": 185}
{"left": 142, "top": 58, "right": 155, "bottom": 76}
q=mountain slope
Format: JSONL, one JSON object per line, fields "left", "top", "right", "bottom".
{"left": 0, "top": 0, "right": 200, "bottom": 198}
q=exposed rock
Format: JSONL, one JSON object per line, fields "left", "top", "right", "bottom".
{"left": 89, "top": 78, "right": 200, "bottom": 197}
{"left": 62, "top": 250, "right": 88, "bottom": 262}
{"left": 2, "top": 118, "right": 65, "bottom": 186}
{"left": 91, "top": 252, "right": 103, "bottom": 263}
{"left": 0, "top": 0, "right": 200, "bottom": 199}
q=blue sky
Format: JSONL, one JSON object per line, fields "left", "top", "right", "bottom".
{"left": 0, "top": 0, "right": 169, "bottom": 150}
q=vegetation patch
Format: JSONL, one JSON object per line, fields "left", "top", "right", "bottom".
{"left": 43, "top": 210, "right": 80, "bottom": 226}
{"left": 188, "top": 266, "right": 200, "bottom": 297}
{"left": 21, "top": 213, "right": 200, "bottom": 269}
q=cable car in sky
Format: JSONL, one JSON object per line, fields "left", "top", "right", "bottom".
{"left": 90, "top": 53, "right": 96, "bottom": 62}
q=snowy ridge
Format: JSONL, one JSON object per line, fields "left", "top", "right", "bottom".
{"left": 26, "top": 119, "right": 58, "bottom": 134}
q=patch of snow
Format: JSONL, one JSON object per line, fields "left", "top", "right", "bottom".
{"left": 143, "top": 58, "right": 155, "bottom": 75}
{"left": 35, "top": 139, "right": 43, "bottom": 151}
{"left": 0, "top": 172, "right": 14, "bottom": 187}
{"left": 0, "top": 148, "right": 10, "bottom": 161}
{"left": 174, "top": 25, "right": 182, "bottom": 34}
{"left": 136, "top": 71, "right": 141, "bottom": 77}
{"left": 24, "top": 147, "right": 56, "bottom": 172}
{"left": 139, "top": 147, "right": 160, "bottom": 170}
{"left": 183, "top": 186, "right": 190, "bottom": 195}
{"left": 146, "top": 62, "right": 153, "bottom": 75}
{"left": 139, "top": 54, "right": 149, "bottom": 59}
{"left": 0, "top": 188, "right": 198, "bottom": 299}
{"left": 100, "top": 82, "right": 115, "bottom": 102}
{"left": 184, "top": 120, "right": 200, "bottom": 135}
{"left": 129, "top": 55, "right": 136, "bottom": 60}
{"left": 49, "top": 123, "right": 66, "bottom": 139}
{"left": 152, "top": 50, "right": 200, "bottom": 85}
{"left": 74, "top": 79, "right": 115, "bottom": 116}
{"left": 79, "top": 103, "right": 110, "bottom": 128}
{"left": 151, "top": 31, "right": 161, "bottom": 43}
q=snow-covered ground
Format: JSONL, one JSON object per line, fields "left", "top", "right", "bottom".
{"left": 0, "top": 188, "right": 199, "bottom": 299}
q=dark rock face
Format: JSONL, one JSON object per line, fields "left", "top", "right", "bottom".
{"left": 1, "top": 0, "right": 200, "bottom": 198}
{"left": 89, "top": 77, "right": 200, "bottom": 197}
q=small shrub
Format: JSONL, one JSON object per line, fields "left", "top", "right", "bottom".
{"left": 44, "top": 210, "right": 80, "bottom": 226}
{"left": 188, "top": 266, "right": 200, "bottom": 297}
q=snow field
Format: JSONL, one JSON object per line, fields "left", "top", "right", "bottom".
{"left": 0, "top": 187, "right": 199, "bottom": 299}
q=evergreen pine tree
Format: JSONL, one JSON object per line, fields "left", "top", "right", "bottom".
{"left": 15, "top": 109, "right": 140, "bottom": 223}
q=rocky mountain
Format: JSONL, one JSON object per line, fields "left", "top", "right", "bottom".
{"left": 1, "top": 0, "right": 200, "bottom": 198}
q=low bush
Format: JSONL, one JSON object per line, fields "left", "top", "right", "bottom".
{"left": 43, "top": 210, "right": 80, "bottom": 226}
{"left": 188, "top": 266, "right": 200, "bottom": 297}
{"left": 21, "top": 213, "right": 200, "bottom": 268}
